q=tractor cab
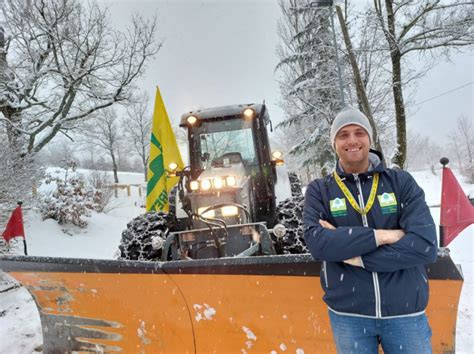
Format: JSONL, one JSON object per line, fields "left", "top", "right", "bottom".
{"left": 178, "top": 103, "right": 279, "bottom": 227}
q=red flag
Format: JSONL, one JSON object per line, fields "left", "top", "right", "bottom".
{"left": 2, "top": 206, "right": 25, "bottom": 243}
{"left": 440, "top": 167, "right": 474, "bottom": 247}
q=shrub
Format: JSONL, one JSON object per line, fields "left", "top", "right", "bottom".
{"left": 39, "top": 162, "right": 113, "bottom": 229}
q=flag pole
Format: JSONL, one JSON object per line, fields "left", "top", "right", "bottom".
{"left": 439, "top": 158, "right": 449, "bottom": 247}
{"left": 17, "top": 201, "right": 27, "bottom": 255}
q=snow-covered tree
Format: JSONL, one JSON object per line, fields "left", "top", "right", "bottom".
{"left": 448, "top": 115, "right": 474, "bottom": 182}
{"left": 0, "top": 139, "right": 43, "bottom": 224}
{"left": 405, "top": 131, "right": 442, "bottom": 172}
{"left": 124, "top": 92, "right": 152, "bottom": 181}
{"left": 0, "top": 0, "right": 159, "bottom": 156}
{"left": 340, "top": 5, "right": 399, "bottom": 158}
{"left": 372, "top": 0, "right": 474, "bottom": 168}
{"left": 275, "top": 0, "right": 342, "bottom": 176}
{"left": 79, "top": 108, "right": 123, "bottom": 183}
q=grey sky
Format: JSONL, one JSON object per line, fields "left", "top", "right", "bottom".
{"left": 108, "top": 0, "right": 472, "bottom": 144}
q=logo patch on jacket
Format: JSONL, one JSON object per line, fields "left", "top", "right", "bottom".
{"left": 378, "top": 192, "right": 397, "bottom": 214}
{"left": 330, "top": 198, "right": 347, "bottom": 217}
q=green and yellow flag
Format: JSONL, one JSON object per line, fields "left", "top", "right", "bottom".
{"left": 146, "top": 87, "right": 184, "bottom": 212}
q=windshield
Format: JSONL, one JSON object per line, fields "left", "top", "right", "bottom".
{"left": 194, "top": 119, "right": 256, "bottom": 170}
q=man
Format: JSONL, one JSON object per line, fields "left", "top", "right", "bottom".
{"left": 303, "top": 107, "right": 437, "bottom": 353}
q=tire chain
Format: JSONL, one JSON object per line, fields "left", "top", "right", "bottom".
{"left": 118, "top": 211, "right": 176, "bottom": 261}
{"left": 274, "top": 195, "right": 307, "bottom": 254}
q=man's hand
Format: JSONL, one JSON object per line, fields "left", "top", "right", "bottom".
{"left": 319, "top": 219, "right": 363, "bottom": 267}
{"left": 343, "top": 257, "right": 363, "bottom": 267}
{"left": 375, "top": 229, "right": 405, "bottom": 246}
{"left": 319, "top": 219, "right": 336, "bottom": 230}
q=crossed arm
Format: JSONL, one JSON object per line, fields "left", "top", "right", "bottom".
{"left": 318, "top": 219, "right": 404, "bottom": 267}
{"left": 303, "top": 173, "right": 437, "bottom": 272}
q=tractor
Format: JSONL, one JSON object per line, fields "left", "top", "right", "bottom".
{"left": 118, "top": 103, "right": 306, "bottom": 261}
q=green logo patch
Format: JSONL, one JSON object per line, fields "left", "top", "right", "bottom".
{"left": 330, "top": 198, "right": 347, "bottom": 217}
{"left": 378, "top": 192, "right": 397, "bottom": 214}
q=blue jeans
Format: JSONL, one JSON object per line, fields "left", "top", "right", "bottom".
{"left": 328, "top": 310, "right": 432, "bottom": 354}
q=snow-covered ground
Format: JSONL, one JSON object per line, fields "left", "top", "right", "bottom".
{"left": 0, "top": 168, "right": 472, "bottom": 353}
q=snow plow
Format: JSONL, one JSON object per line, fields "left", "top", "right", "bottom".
{"left": 0, "top": 250, "right": 464, "bottom": 353}
{"left": 0, "top": 104, "right": 465, "bottom": 352}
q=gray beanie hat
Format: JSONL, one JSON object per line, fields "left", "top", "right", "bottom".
{"left": 330, "top": 107, "right": 373, "bottom": 149}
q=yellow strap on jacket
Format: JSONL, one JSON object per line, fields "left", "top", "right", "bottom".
{"left": 333, "top": 171, "right": 379, "bottom": 216}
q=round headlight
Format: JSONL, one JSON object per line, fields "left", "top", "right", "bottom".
{"left": 243, "top": 108, "right": 255, "bottom": 120}
{"left": 186, "top": 115, "right": 198, "bottom": 125}
{"left": 190, "top": 180, "right": 199, "bottom": 191}
{"left": 201, "top": 179, "right": 211, "bottom": 191}
{"left": 272, "top": 150, "right": 283, "bottom": 160}
{"left": 213, "top": 177, "right": 224, "bottom": 189}
{"left": 226, "top": 176, "right": 237, "bottom": 187}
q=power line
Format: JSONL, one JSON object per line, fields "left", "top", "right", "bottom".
{"left": 414, "top": 82, "right": 473, "bottom": 106}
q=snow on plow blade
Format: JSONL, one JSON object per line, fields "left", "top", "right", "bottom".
{"left": 0, "top": 253, "right": 463, "bottom": 353}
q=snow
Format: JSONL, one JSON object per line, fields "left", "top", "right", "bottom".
{"left": 0, "top": 168, "right": 473, "bottom": 353}
{"left": 193, "top": 303, "right": 217, "bottom": 322}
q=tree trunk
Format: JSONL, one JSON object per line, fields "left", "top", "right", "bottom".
{"left": 335, "top": 6, "right": 383, "bottom": 155}
{"left": 110, "top": 153, "right": 119, "bottom": 183}
{"left": 384, "top": 0, "right": 407, "bottom": 169}
{"left": 390, "top": 54, "right": 407, "bottom": 169}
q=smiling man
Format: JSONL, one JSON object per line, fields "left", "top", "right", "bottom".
{"left": 303, "top": 107, "right": 437, "bottom": 353}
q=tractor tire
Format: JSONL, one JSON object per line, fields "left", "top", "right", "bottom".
{"left": 288, "top": 172, "right": 303, "bottom": 197}
{"left": 273, "top": 194, "right": 307, "bottom": 254}
{"left": 118, "top": 211, "right": 177, "bottom": 261}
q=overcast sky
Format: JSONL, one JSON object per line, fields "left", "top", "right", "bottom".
{"left": 107, "top": 0, "right": 472, "bottom": 144}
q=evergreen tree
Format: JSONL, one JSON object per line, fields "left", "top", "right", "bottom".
{"left": 276, "top": 0, "right": 342, "bottom": 176}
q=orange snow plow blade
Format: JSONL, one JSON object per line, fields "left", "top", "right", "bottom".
{"left": 0, "top": 253, "right": 463, "bottom": 353}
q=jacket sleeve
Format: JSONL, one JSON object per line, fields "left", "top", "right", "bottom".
{"left": 361, "top": 171, "right": 438, "bottom": 272}
{"left": 303, "top": 180, "right": 378, "bottom": 262}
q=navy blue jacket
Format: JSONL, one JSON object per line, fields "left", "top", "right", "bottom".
{"left": 303, "top": 152, "right": 437, "bottom": 318}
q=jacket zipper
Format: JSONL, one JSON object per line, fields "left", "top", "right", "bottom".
{"left": 354, "top": 174, "right": 382, "bottom": 318}
{"left": 322, "top": 261, "right": 329, "bottom": 288}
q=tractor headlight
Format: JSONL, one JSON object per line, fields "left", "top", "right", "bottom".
{"left": 198, "top": 207, "right": 215, "bottom": 218}
{"left": 186, "top": 115, "right": 198, "bottom": 125}
{"left": 168, "top": 162, "right": 178, "bottom": 171}
{"left": 226, "top": 175, "right": 237, "bottom": 187}
{"left": 168, "top": 162, "right": 178, "bottom": 176}
{"left": 201, "top": 179, "right": 211, "bottom": 191}
{"left": 213, "top": 177, "right": 224, "bottom": 189}
{"left": 190, "top": 180, "right": 199, "bottom": 191}
{"left": 271, "top": 150, "right": 283, "bottom": 160}
{"left": 242, "top": 108, "right": 255, "bottom": 120}
{"left": 271, "top": 150, "right": 284, "bottom": 166}
{"left": 222, "top": 205, "right": 239, "bottom": 216}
